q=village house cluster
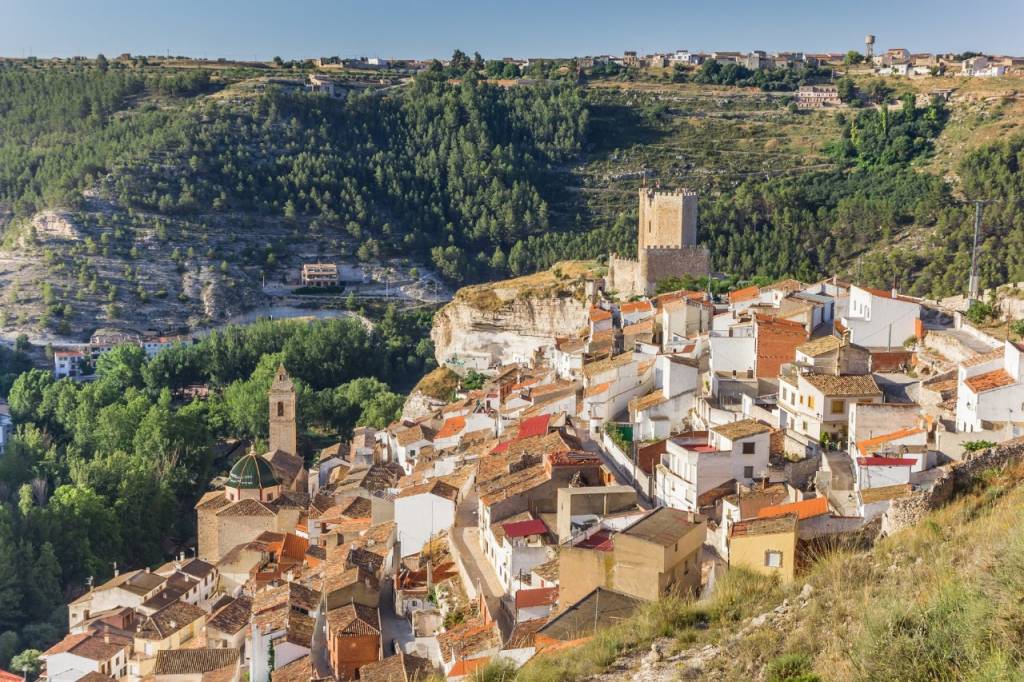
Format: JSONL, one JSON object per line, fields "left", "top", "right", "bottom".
{"left": 27, "top": 189, "right": 1024, "bottom": 682}
{"left": 52, "top": 328, "right": 194, "bottom": 380}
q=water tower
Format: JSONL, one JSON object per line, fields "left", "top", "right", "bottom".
{"left": 865, "top": 34, "right": 875, "bottom": 60}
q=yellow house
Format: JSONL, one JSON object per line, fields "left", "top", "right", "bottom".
{"left": 728, "top": 513, "right": 798, "bottom": 583}
{"left": 131, "top": 601, "right": 207, "bottom": 679}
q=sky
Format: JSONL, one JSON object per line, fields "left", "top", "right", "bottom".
{"left": 1, "top": 0, "right": 1021, "bottom": 61}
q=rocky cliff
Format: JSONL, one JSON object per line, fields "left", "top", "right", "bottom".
{"left": 431, "top": 261, "right": 599, "bottom": 372}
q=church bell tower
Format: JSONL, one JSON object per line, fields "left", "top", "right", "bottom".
{"left": 268, "top": 364, "right": 297, "bottom": 456}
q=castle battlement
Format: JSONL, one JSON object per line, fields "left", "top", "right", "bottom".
{"left": 642, "top": 244, "right": 707, "bottom": 253}
{"left": 642, "top": 188, "right": 698, "bottom": 199}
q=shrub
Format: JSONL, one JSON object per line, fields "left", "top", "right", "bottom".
{"left": 965, "top": 301, "right": 995, "bottom": 325}
{"left": 766, "top": 653, "right": 820, "bottom": 682}
{"left": 963, "top": 440, "right": 996, "bottom": 453}
{"left": 1011, "top": 319, "right": 1024, "bottom": 336}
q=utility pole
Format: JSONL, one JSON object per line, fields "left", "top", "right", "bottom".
{"left": 968, "top": 199, "right": 998, "bottom": 303}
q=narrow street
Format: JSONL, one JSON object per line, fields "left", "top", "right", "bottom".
{"left": 450, "top": 491, "right": 514, "bottom": 639}
{"left": 310, "top": 609, "right": 332, "bottom": 679}
{"left": 378, "top": 577, "right": 415, "bottom": 655}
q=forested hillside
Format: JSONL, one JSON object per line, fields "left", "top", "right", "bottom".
{"left": 0, "top": 309, "right": 433, "bottom": 667}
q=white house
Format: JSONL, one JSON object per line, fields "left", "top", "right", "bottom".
{"left": 956, "top": 340, "right": 1024, "bottom": 433}
{"left": 853, "top": 456, "right": 913, "bottom": 489}
{"left": 840, "top": 285, "right": 920, "bottom": 348}
{"left": 779, "top": 371, "right": 883, "bottom": 456}
{"left": 42, "top": 630, "right": 132, "bottom": 682}
{"left": 485, "top": 514, "right": 552, "bottom": 593}
{"left": 582, "top": 351, "right": 655, "bottom": 435}
{"left": 655, "top": 420, "right": 772, "bottom": 512}
{"left": 54, "top": 349, "right": 87, "bottom": 378}
{"left": 962, "top": 56, "right": 1006, "bottom": 77}
{"left": 552, "top": 338, "right": 586, "bottom": 380}
{"left": 618, "top": 300, "right": 654, "bottom": 326}
{"left": 394, "top": 479, "right": 459, "bottom": 557}
{"left": 631, "top": 355, "right": 699, "bottom": 441}
{"left": 0, "top": 399, "right": 12, "bottom": 455}
{"left": 849, "top": 402, "right": 930, "bottom": 474}
{"left": 391, "top": 422, "right": 436, "bottom": 471}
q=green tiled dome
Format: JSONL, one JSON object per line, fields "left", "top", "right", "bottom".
{"left": 227, "top": 452, "right": 278, "bottom": 490}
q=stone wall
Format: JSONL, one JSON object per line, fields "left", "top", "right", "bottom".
{"left": 641, "top": 245, "right": 711, "bottom": 291}
{"left": 881, "top": 436, "right": 1024, "bottom": 536}
{"left": 607, "top": 253, "right": 643, "bottom": 298}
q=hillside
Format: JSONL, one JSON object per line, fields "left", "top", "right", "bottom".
{"left": 4, "top": 60, "right": 1024, "bottom": 340}
{"left": 492, "top": 440, "right": 1024, "bottom": 681}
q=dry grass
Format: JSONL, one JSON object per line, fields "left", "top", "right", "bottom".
{"left": 412, "top": 366, "right": 461, "bottom": 400}
{"left": 454, "top": 261, "right": 600, "bottom": 312}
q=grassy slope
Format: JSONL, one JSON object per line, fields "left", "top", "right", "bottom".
{"left": 504, "top": 460, "right": 1024, "bottom": 681}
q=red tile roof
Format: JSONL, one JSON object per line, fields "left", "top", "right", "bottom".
{"left": 0, "top": 671, "right": 21, "bottom": 682}
{"left": 589, "top": 307, "right": 612, "bottom": 322}
{"left": 575, "top": 530, "right": 614, "bottom": 551}
{"left": 447, "top": 656, "right": 490, "bottom": 678}
{"left": 502, "top": 518, "right": 548, "bottom": 538}
{"left": 757, "top": 496, "right": 830, "bottom": 521}
{"left": 856, "top": 427, "right": 926, "bottom": 456}
{"left": 515, "top": 587, "right": 559, "bottom": 610}
{"left": 728, "top": 285, "right": 760, "bottom": 303}
{"left": 436, "top": 416, "right": 467, "bottom": 440}
{"left": 856, "top": 457, "right": 916, "bottom": 467}
{"left": 964, "top": 369, "right": 1016, "bottom": 394}
{"left": 619, "top": 301, "right": 653, "bottom": 315}
{"left": 517, "top": 414, "right": 550, "bottom": 440}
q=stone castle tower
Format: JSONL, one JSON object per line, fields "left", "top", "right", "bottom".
{"left": 607, "top": 187, "right": 710, "bottom": 297}
{"left": 268, "top": 364, "right": 297, "bottom": 456}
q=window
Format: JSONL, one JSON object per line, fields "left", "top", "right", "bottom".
{"left": 807, "top": 396, "right": 815, "bottom": 409}
{"left": 742, "top": 442, "right": 756, "bottom": 455}
{"left": 831, "top": 399, "right": 844, "bottom": 414}
{"left": 277, "top": 401, "right": 284, "bottom": 417}
{"left": 743, "top": 465, "right": 754, "bottom": 479}
{"left": 802, "top": 421, "right": 808, "bottom": 433}
{"left": 765, "top": 550, "right": 783, "bottom": 568}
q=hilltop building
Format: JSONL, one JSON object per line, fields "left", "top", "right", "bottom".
{"left": 607, "top": 188, "right": 710, "bottom": 298}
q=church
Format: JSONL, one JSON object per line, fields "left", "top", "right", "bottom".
{"left": 606, "top": 186, "right": 711, "bottom": 298}
{"left": 195, "top": 365, "right": 309, "bottom": 563}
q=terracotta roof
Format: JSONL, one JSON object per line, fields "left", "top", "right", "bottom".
{"left": 859, "top": 484, "right": 912, "bottom": 504}
{"left": 802, "top": 373, "right": 882, "bottom": 396}
{"left": 964, "top": 369, "right": 1016, "bottom": 394}
{"left": 436, "top": 415, "right": 467, "bottom": 440}
{"left": 0, "top": 672, "right": 21, "bottom": 682}
{"left": 619, "top": 301, "right": 653, "bottom": 315}
{"left": 505, "top": 618, "right": 548, "bottom": 649}
{"left": 479, "top": 464, "right": 550, "bottom": 506}
{"left": 515, "top": 586, "right": 558, "bottom": 610}
{"left": 731, "top": 513, "right": 797, "bottom": 538}
{"left": 757, "top": 497, "right": 830, "bottom": 520}
{"left": 797, "top": 335, "right": 842, "bottom": 358}
{"left": 359, "top": 652, "right": 435, "bottom": 682}
{"left": 216, "top": 498, "right": 275, "bottom": 517}
{"left": 711, "top": 419, "right": 772, "bottom": 441}
{"left": 589, "top": 307, "right": 612, "bottom": 322}
{"left": 532, "top": 558, "right": 559, "bottom": 583}
{"left": 271, "top": 655, "right": 315, "bottom": 682}
{"left": 583, "top": 352, "right": 634, "bottom": 379}
{"left": 397, "top": 478, "right": 459, "bottom": 502}
{"left": 630, "top": 389, "right": 667, "bottom": 414}
{"left": 208, "top": 596, "right": 253, "bottom": 635}
{"left": 153, "top": 648, "right": 240, "bottom": 675}
{"left": 761, "top": 278, "right": 806, "bottom": 294}
{"left": 437, "top": 619, "right": 501, "bottom": 661}
{"left": 136, "top": 601, "right": 206, "bottom": 640}
{"left": 961, "top": 348, "right": 1003, "bottom": 367}
{"left": 326, "top": 603, "right": 380, "bottom": 636}
{"left": 584, "top": 382, "right": 611, "bottom": 398}
{"left": 396, "top": 423, "right": 435, "bottom": 447}
{"left": 856, "top": 427, "right": 926, "bottom": 456}
{"left": 728, "top": 285, "right": 760, "bottom": 303}
{"left": 448, "top": 657, "right": 491, "bottom": 678}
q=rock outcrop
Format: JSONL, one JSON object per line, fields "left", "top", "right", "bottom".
{"left": 431, "top": 262, "right": 598, "bottom": 372}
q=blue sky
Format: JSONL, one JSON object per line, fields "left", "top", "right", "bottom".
{"left": 1, "top": 0, "right": 1020, "bottom": 60}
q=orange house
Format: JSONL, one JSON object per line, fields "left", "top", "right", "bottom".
{"left": 326, "top": 604, "right": 381, "bottom": 679}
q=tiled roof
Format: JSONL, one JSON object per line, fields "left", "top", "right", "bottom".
{"left": 515, "top": 587, "right": 558, "bottom": 609}
{"left": 396, "top": 423, "right": 435, "bottom": 447}
{"left": 584, "top": 382, "right": 611, "bottom": 398}
{"left": 216, "top": 498, "right": 275, "bottom": 517}
{"left": 516, "top": 414, "right": 551, "bottom": 440}
{"left": 436, "top": 415, "right": 467, "bottom": 440}
{"left": 802, "top": 373, "right": 881, "bottom": 396}
{"left": 583, "top": 352, "right": 634, "bottom": 379}
{"left": 619, "top": 300, "right": 653, "bottom": 315}
{"left": 761, "top": 278, "right": 806, "bottom": 294}
{"left": 961, "top": 348, "right": 1003, "bottom": 367}
{"left": 856, "top": 427, "right": 926, "bottom": 456}
{"left": 136, "top": 601, "right": 206, "bottom": 640}
{"left": 505, "top": 618, "right": 548, "bottom": 649}
{"left": 153, "top": 648, "right": 240, "bottom": 675}
{"left": 797, "top": 335, "right": 842, "bottom": 358}
{"left": 326, "top": 603, "right": 380, "bottom": 636}
{"left": 532, "top": 557, "right": 559, "bottom": 583}
{"left": 271, "top": 655, "right": 315, "bottom": 682}
{"left": 630, "top": 389, "right": 667, "bottom": 414}
{"left": 589, "top": 307, "right": 612, "bottom": 322}
{"left": 359, "top": 652, "right": 435, "bottom": 682}
{"left": 437, "top": 619, "right": 501, "bottom": 661}
{"left": 208, "top": 596, "right": 253, "bottom": 635}
{"left": 397, "top": 478, "right": 459, "bottom": 501}
{"left": 964, "top": 369, "right": 1016, "bottom": 394}
{"left": 711, "top": 419, "right": 772, "bottom": 441}
{"left": 728, "top": 285, "right": 760, "bottom": 303}
{"left": 757, "top": 497, "right": 830, "bottom": 520}
{"left": 731, "top": 513, "right": 797, "bottom": 538}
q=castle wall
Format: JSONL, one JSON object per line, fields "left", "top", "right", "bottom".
{"left": 641, "top": 246, "right": 711, "bottom": 294}
{"left": 638, "top": 189, "right": 698, "bottom": 250}
{"left": 607, "top": 254, "right": 644, "bottom": 298}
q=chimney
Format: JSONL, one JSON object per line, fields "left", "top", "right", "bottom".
{"left": 891, "top": 286, "right": 899, "bottom": 298}
{"left": 113, "top": 562, "right": 119, "bottom": 578}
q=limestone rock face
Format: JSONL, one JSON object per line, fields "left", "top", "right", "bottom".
{"left": 430, "top": 263, "right": 597, "bottom": 372}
